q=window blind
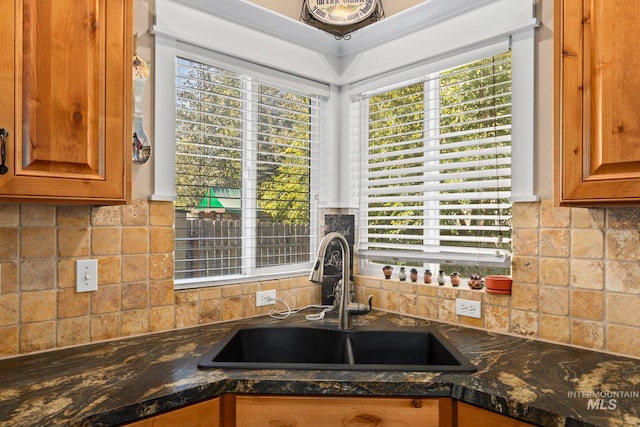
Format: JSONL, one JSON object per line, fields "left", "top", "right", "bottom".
{"left": 174, "top": 57, "right": 319, "bottom": 284}
{"left": 358, "top": 51, "right": 512, "bottom": 268}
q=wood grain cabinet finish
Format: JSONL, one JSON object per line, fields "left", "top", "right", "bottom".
{"left": 555, "top": 0, "right": 640, "bottom": 206}
{"left": 233, "top": 395, "right": 452, "bottom": 427}
{"left": 125, "top": 398, "right": 221, "bottom": 427}
{"left": 456, "top": 402, "right": 535, "bottom": 427}
{"left": 0, "top": 0, "right": 132, "bottom": 204}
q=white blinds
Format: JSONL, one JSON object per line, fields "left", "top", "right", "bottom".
{"left": 174, "top": 57, "right": 319, "bottom": 283}
{"left": 358, "top": 51, "right": 512, "bottom": 267}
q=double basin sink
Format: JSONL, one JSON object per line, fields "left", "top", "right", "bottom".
{"left": 198, "top": 324, "right": 476, "bottom": 372}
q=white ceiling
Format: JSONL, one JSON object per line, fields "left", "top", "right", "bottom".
{"left": 175, "top": 0, "right": 498, "bottom": 57}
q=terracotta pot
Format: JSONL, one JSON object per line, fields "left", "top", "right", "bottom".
{"left": 382, "top": 266, "right": 393, "bottom": 279}
{"left": 468, "top": 273, "right": 483, "bottom": 290}
{"left": 450, "top": 272, "right": 461, "bottom": 287}
{"left": 485, "top": 275, "right": 512, "bottom": 291}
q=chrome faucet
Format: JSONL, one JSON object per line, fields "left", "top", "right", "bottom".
{"left": 309, "top": 232, "right": 373, "bottom": 329}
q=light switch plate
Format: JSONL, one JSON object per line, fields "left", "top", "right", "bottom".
{"left": 76, "top": 259, "right": 98, "bottom": 292}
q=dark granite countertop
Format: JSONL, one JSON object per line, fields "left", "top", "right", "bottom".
{"left": 1, "top": 311, "right": 639, "bottom": 427}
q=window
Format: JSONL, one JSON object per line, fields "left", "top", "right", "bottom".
{"left": 357, "top": 51, "right": 512, "bottom": 276}
{"left": 174, "top": 57, "right": 319, "bottom": 286}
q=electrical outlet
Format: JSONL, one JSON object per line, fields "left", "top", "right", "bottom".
{"left": 76, "top": 259, "right": 98, "bottom": 293}
{"left": 456, "top": 298, "right": 481, "bottom": 319}
{"left": 256, "top": 289, "right": 276, "bottom": 307}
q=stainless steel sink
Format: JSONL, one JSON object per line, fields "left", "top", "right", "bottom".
{"left": 198, "top": 325, "right": 476, "bottom": 372}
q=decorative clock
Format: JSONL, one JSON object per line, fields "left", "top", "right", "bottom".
{"left": 301, "top": 0, "right": 384, "bottom": 39}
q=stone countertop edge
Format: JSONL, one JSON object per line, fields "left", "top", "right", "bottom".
{"left": 0, "top": 310, "right": 638, "bottom": 427}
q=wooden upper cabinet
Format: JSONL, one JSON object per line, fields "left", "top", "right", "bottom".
{"left": 0, "top": 0, "right": 132, "bottom": 204}
{"left": 555, "top": 0, "right": 640, "bottom": 206}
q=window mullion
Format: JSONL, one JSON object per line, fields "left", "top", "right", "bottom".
{"left": 243, "top": 77, "right": 258, "bottom": 275}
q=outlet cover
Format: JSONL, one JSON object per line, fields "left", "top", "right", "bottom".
{"left": 455, "top": 298, "right": 481, "bottom": 319}
{"left": 256, "top": 290, "right": 276, "bottom": 307}
{"left": 76, "top": 259, "right": 98, "bottom": 292}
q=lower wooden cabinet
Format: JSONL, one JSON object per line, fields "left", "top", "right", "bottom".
{"left": 233, "top": 395, "right": 452, "bottom": 427}
{"left": 456, "top": 401, "right": 535, "bottom": 427}
{"left": 124, "top": 397, "right": 220, "bottom": 427}
{"left": 123, "top": 395, "right": 536, "bottom": 427}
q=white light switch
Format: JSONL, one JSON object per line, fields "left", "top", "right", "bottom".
{"left": 76, "top": 259, "right": 98, "bottom": 292}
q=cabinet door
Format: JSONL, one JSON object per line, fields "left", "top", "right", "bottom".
{"left": 456, "top": 402, "right": 534, "bottom": 427}
{"left": 0, "top": 0, "right": 131, "bottom": 204}
{"left": 555, "top": 0, "right": 640, "bottom": 205}
{"left": 125, "top": 398, "right": 221, "bottom": 427}
{"left": 234, "top": 395, "right": 448, "bottom": 427}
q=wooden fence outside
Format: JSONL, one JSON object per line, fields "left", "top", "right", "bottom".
{"left": 175, "top": 213, "right": 310, "bottom": 279}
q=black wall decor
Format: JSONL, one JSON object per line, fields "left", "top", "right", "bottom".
{"left": 322, "top": 214, "right": 355, "bottom": 305}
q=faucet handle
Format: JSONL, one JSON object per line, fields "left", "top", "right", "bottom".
{"left": 349, "top": 295, "right": 373, "bottom": 316}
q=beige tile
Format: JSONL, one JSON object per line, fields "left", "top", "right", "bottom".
{"left": 20, "top": 321, "right": 55, "bottom": 353}
{"left": 539, "top": 287, "right": 569, "bottom": 315}
{"left": 21, "top": 228, "right": 56, "bottom": 258}
{"left": 512, "top": 229, "right": 539, "bottom": 256}
{"left": 571, "top": 208, "right": 605, "bottom": 229}
{"left": 399, "top": 292, "right": 417, "bottom": 316}
{"left": 437, "top": 287, "right": 460, "bottom": 300}
{"left": 175, "top": 290, "right": 198, "bottom": 304}
{"left": 123, "top": 227, "right": 149, "bottom": 254}
{"left": 605, "top": 261, "right": 640, "bottom": 294}
{"left": 570, "top": 259, "right": 604, "bottom": 290}
{"left": 0, "top": 229, "right": 18, "bottom": 260}
{"left": 571, "top": 289, "right": 604, "bottom": 320}
{"left": 57, "top": 206, "right": 90, "bottom": 227}
{"left": 21, "top": 205, "right": 55, "bottom": 227}
{"left": 539, "top": 258, "right": 569, "bottom": 287}
{"left": 222, "top": 284, "right": 243, "bottom": 298}
{"left": 122, "top": 200, "right": 148, "bottom": 226}
{"left": 91, "top": 285, "right": 121, "bottom": 314}
{"left": 57, "top": 317, "right": 90, "bottom": 347}
{"left": 296, "top": 285, "right": 318, "bottom": 307}
{"left": 607, "top": 294, "right": 640, "bottom": 327}
{"left": 438, "top": 298, "right": 457, "bottom": 323}
{"left": 122, "top": 254, "right": 149, "bottom": 282}
{"left": 21, "top": 290, "right": 56, "bottom": 323}
{"left": 57, "top": 228, "right": 90, "bottom": 257}
{"left": 0, "top": 294, "right": 18, "bottom": 326}
{"left": 279, "top": 277, "right": 297, "bottom": 290}
{"left": 121, "top": 282, "right": 149, "bottom": 310}
{"left": 150, "top": 280, "right": 176, "bottom": 306}
{"left": 571, "top": 229, "right": 604, "bottom": 259}
{"left": 150, "top": 253, "right": 173, "bottom": 280}
{"left": 176, "top": 303, "right": 198, "bottom": 328}
{"left": 380, "top": 289, "right": 399, "bottom": 312}
{"left": 90, "top": 313, "right": 121, "bottom": 341}
{"left": 20, "top": 259, "right": 56, "bottom": 291}
{"left": 607, "top": 230, "right": 640, "bottom": 261}
{"left": 0, "top": 262, "right": 17, "bottom": 293}
{"left": 91, "top": 227, "right": 121, "bottom": 255}
{"left": 416, "top": 295, "right": 438, "bottom": 319}
{"left": 149, "top": 201, "right": 175, "bottom": 226}
{"left": 510, "top": 309, "right": 538, "bottom": 338}
{"left": 482, "top": 292, "right": 510, "bottom": 306}
{"left": 200, "top": 299, "right": 222, "bottom": 323}
{"left": 382, "top": 280, "right": 399, "bottom": 291}
{"left": 57, "top": 289, "right": 90, "bottom": 319}
{"left": 0, "top": 326, "right": 19, "bottom": 357}
{"left": 571, "top": 320, "right": 604, "bottom": 350}
{"left": 0, "top": 204, "right": 19, "bottom": 227}
{"left": 607, "top": 208, "right": 640, "bottom": 229}
{"left": 91, "top": 205, "right": 122, "bottom": 226}
{"left": 149, "top": 227, "right": 173, "bottom": 253}
{"left": 122, "top": 309, "right": 149, "bottom": 336}
{"left": 540, "top": 229, "right": 570, "bottom": 257}
{"left": 607, "top": 324, "right": 640, "bottom": 358}
{"left": 541, "top": 201, "right": 571, "bottom": 228}
{"left": 511, "top": 202, "right": 539, "bottom": 228}
{"left": 510, "top": 283, "right": 539, "bottom": 311}
{"left": 149, "top": 306, "right": 176, "bottom": 332}
{"left": 539, "top": 315, "right": 570, "bottom": 343}
{"left": 57, "top": 258, "right": 76, "bottom": 289}
{"left": 511, "top": 256, "right": 539, "bottom": 285}
{"left": 97, "top": 256, "right": 121, "bottom": 285}
{"left": 484, "top": 305, "right": 509, "bottom": 333}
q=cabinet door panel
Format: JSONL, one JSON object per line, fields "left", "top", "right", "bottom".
{"left": 556, "top": 0, "right": 640, "bottom": 205}
{"left": 0, "top": 0, "right": 131, "bottom": 204}
{"left": 235, "top": 395, "right": 441, "bottom": 427}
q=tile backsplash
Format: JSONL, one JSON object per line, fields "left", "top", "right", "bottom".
{"left": 0, "top": 200, "right": 318, "bottom": 358}
{"left": 2, "top": 199, "right": 640, "bottom": 360}
{"left": 354, "top": 201, "right": 640, "bottom": 359}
